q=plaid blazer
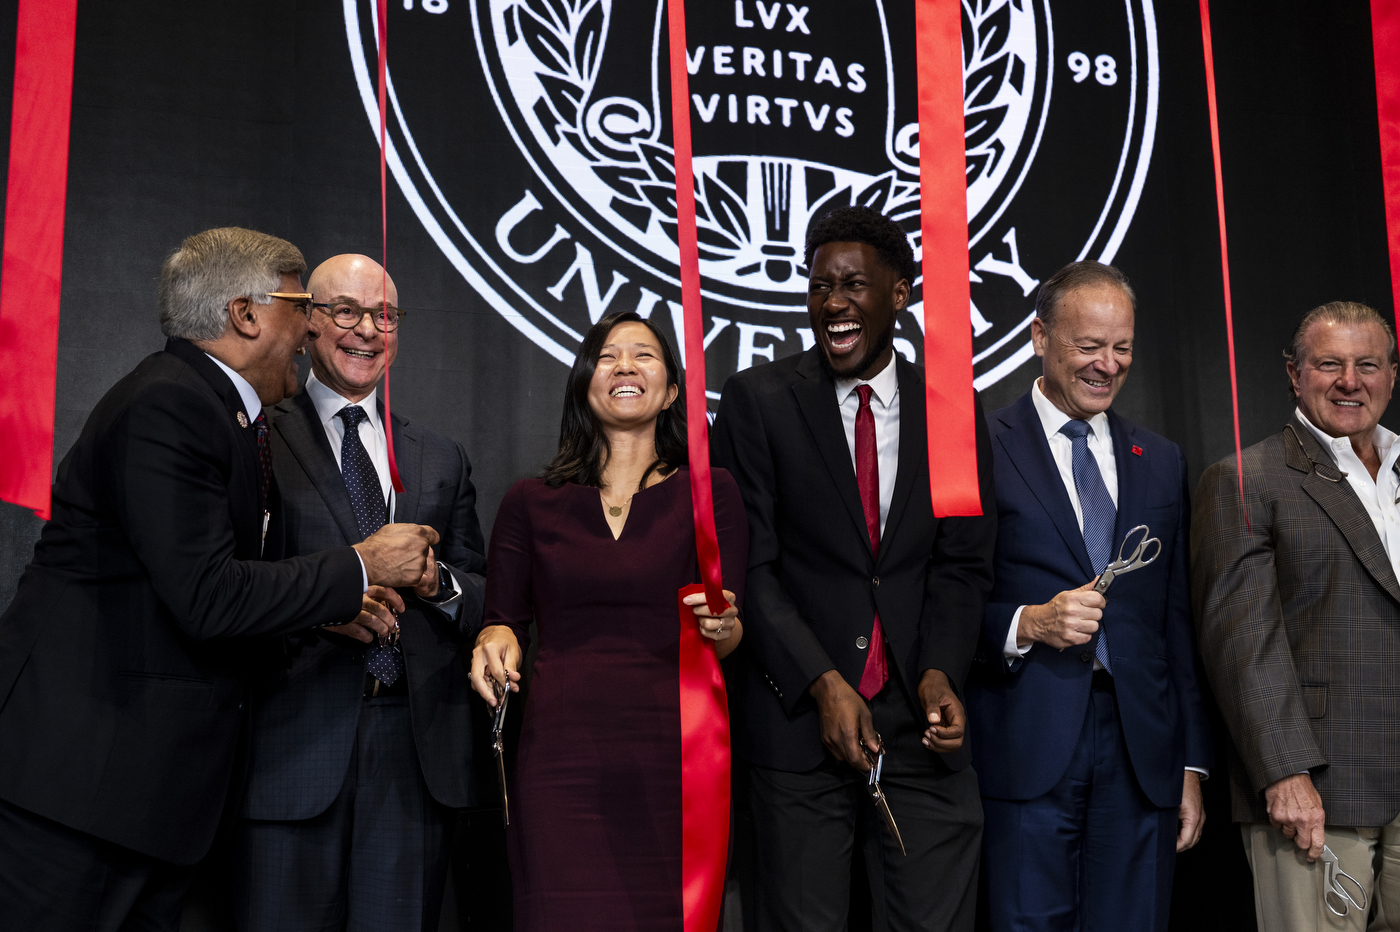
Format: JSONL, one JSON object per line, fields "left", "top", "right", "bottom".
{"left": 1192, "top": 418, "right": 1400, "bottom": 826}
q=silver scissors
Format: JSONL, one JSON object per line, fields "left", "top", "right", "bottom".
{"left": 491, "top": 683, "right": 510, "bottom": 825}
{"left": 1321, "top": 844, "right": 1367, "bottom": 918}
{"left": 1093, "top": 525, "right": 1162, "bottom": 594}
{"left": 863, "top": 734, "right": 906, "bottom": 856}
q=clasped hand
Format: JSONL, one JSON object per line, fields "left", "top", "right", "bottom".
{"left": 682, "top": 588, "right": 742, "bottom": 659}
{"left": 1018, "top": 578, "right": 1105, "bottom": 650}
{"left": 1265, "top": 772, "right": 1326, "bottom": 862}
{"left": 471, "top": 625, "right": 522, "bottom": 708}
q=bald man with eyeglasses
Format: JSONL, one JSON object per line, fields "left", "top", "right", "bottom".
{"left": 234, "top": 254, "right": 488, "bottom": 931}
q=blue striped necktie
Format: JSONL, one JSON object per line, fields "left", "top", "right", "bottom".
{"left": 1059, "top": 419, "right": 1114, "bottom": 672}
{"left": 338, "top": 404, "right": 404, "bottom": 687}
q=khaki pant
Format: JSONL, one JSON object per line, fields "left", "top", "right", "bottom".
{"left": 1243, "top": 816, "right": 1400, "bottom": 931}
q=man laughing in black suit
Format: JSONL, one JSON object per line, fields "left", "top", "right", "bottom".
{"left": 711, "top": 206, "right": 997, "bottom": 932}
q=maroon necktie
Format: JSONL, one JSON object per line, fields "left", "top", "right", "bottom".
{"left": 854, "top": 385, "right": 889, "bottom": 700}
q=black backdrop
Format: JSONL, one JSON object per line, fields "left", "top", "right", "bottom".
{"left": 0, "top": 1, "right": 1393, "bottom": 930}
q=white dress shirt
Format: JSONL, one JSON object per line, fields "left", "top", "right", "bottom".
{"left": 834, "top": 354, "right": 900, "bottom": 536}
{"left": 204, "top": 353, "right": 263, "bottom": 426}
{"left": 304, "top": 372, "right": 458, "bottom": 606}
{"left": 1004, "top": 380, "right": 1117, "bottom": 664}
{"left": 1297, "top": 408, "right": 1400, "bottom": 564}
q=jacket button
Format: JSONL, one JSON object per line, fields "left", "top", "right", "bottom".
{"left": 1080, "top": 650, "right": 1092, "bottom": 663}
{"left": 856, "top": 636, "right": 869, "bottom": 649}
{"left": 872, "top": 576, "right": 880, "bottom": 588}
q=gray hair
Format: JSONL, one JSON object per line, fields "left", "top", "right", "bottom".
{"left": 157, "top": 227, "right": 307, "bottom": 342}
{"left": 1034, "top": 260, "right": 1136, "bottom": 332}
{"left": 1283, "top": 300, "right": 1398, "bottom": 397}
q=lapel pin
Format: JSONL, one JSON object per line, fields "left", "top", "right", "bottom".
{"left": 1131, "top": 445, "right": 1143, "bottom": 456}
{"left": 237, "top": 411, "right": 249, "bottom": 428}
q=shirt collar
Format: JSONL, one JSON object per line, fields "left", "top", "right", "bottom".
{"left": 202, "top": 353, "right": 264, "bottom": 424}
{"left": 1295, "top": 406, "right": 1399, "bottom": 471}
{"left": 1032, "top": 377, "right": 1110, "bottom": 443}
{"left": 305, "top": 370, "right": 382, "bottom": 433}
{"left": 834, "top": 352, "right": 899, "bottom": 406}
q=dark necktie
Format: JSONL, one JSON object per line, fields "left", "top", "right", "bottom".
{"left": 1059, "top": 419, "right": 1114, "bottom": 672}
{"left": 338, "top": 404, "right": 404, "bottom": 686}
{"left": 854, "top": 385, "right": 889, "bottom": 700}
{"left": 253, "top": 413, "right": 271, "bottom": 512}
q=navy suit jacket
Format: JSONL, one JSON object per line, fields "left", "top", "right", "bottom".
{"left": 239, "top": 389, "right": 487, "bottom": 820}
{"left": 965, "top": 389, "right": 1211, "bottom": 808}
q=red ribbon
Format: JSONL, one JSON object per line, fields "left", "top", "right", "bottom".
{"left": 1374, "top": 0, "right": 1400, "bottom": 333}
{"left": 375, "top": 0, "right": 405, "bottom": 494}
{"left": 665, "top": 2, "right": 731, "bottom": 929}
{"left": 676, "top": 583, "right": 731, "bottom": 932}
{"left": 0, "top": 0, "right": 78, "bottom": 520}
{"left": 915, "top": 0, "right": 981, "bottom": 518}
{"left": 1198, "top": 0, "right": 1247, "bottom": 523}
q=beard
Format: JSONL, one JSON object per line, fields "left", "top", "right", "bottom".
{"left": 819, "top": 314, "right": 897, "bottom": 382}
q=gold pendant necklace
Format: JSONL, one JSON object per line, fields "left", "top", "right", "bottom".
{"left": 601, "top": 490, "right": 633, "bottom": 517}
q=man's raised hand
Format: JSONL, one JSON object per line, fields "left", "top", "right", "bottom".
{"left": 1018, "top": 578, "right": 1105, "bottom": 650}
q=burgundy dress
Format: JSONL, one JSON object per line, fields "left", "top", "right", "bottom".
{"left": 484, "top": 467, "right": 748, "bottom": 931}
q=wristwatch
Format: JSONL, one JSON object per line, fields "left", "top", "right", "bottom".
{"left": 423, "top": 561, "right": 453, "bottom": 602}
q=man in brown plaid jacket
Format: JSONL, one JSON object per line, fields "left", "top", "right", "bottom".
{"left": 1194, "top": 301, "right": 1400, "bottom": 930}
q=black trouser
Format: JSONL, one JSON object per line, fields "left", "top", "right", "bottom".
{"left": 748, "top": 682, "right": 984, "bottom": 932}
{"left": 0, "top": 795, "right": 193, "bottom": 932}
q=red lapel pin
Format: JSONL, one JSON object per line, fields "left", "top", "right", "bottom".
{"left": 1131, "top": 445, "right": 1143, "bottom": 456}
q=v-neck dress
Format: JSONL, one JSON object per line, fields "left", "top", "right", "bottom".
{"left": 483, "top": 467, "right": 749, "bottom": 931}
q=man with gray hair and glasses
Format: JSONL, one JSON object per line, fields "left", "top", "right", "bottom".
{"left": 0, "top": 227, "right": 440, "bottom": 932}
{"left": 1195, "top": 301, "right": 1400, "bottom": 931}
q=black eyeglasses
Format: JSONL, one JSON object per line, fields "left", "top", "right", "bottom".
{"left": 311, "top": 302, "right": 406, "bottom": 332}
{"left": 265, "top": 292, "right": 314, "bottom": 317}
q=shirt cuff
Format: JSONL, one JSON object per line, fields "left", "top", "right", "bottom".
{"left": 1186, "top": 766, "right": 1209, "bottom": 780}
{"left": 1003, "top": 607, "right": 1034, "bottom": 662}
{"left": 356, "top": 552, "right": 368, "bottom": 592}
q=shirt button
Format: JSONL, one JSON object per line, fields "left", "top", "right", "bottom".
{"left": 856, "top": 637, "right": 870, "bottom": 649}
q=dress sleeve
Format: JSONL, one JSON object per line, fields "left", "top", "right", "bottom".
{"left": 482, "top": 480, "right": 534, "bottom": 653}
{"left": 711, "top": 468, "right": 750, "bottom": 612}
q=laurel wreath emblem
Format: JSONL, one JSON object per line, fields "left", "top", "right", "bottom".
{"left": 508, "top": 0, "right": 1020, "bottom": 254}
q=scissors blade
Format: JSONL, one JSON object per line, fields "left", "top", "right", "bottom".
{"left": 492, "top": 685, "right": 510, "bottom": 825}
{"left": 870, "top": 787, "right": 906, "bottom": 856}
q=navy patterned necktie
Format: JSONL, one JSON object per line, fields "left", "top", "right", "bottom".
{"left": 338, "top": 404, "right": 404, "bottom": 686}
{"left": 1059, "top": 419, "right": 1115, "bottom": 672}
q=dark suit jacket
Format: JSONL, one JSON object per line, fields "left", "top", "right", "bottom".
{"left": 1193, "top": 419, "right": 1400, "bottom": 827}
{"left": 0, "top": 339, "right": 363, "bottom": 865}
{"left": 966, "top": 390, "right": 1212, "bottom": 808}
{"left": 711, "top": 349, "right": 997, "bottom": 773}
{"left": 240, "top": 389, "right": 487, "bottom": 819}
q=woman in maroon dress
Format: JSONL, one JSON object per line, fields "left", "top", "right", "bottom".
{"left": 470, "top": 310, "right": 748, "bottom": 931}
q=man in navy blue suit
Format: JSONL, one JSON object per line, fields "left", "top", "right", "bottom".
{"left": 965, "top": 261, "right": 1212, "bottom": 931}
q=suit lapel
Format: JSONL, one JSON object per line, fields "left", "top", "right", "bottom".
{"left": 164, "top": 338, "right": 262, "bottom": 541}
{"left": 1108, "top": 411, "right": 1146, "bottom": 544}
{"left": 273, "top": 392, "right": 362, "bottom": 544}
{"left": 997, "top": 391, "right": 1095, "bottom": 579}
{"left": 381, "top": 401, "right": 422, "bottom": 524}
{"left": 791, "top": 350, "right": 872, "bottom": 558}
{"left": 1288, "top": 421, "right": 1400, "bottom": 604}
{"left": 878, "top": 358, "right": 923, "bottom": 562}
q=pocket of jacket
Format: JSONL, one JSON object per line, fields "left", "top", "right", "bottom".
{"left": 1300, "top": 683, "right": 1327, "bottom": 719}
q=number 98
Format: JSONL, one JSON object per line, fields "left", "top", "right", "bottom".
{"left": 1067, "top": 52, "right": 1118, "bottom": 86}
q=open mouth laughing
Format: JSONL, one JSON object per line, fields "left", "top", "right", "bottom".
{"left": 826, "top": 320, "right": 861, "bottom": 353}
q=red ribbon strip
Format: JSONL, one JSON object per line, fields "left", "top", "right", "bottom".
{"left": 1198, "top": 0, "right": 1247, "bottom": 523}
{"left": 0, "top": 0, "right": 78, "bottom": 520}
{"left": 1374, "top": 0, "right": 1400, "bottom": 333}
{"left": 665, "top": 3, "right": 731, "bottom": 930}
{"left": 675, "top": 583, "right": 731, "bottom": 932}
{"left": 375, "top": 0, "right": 405, "bottom": 494}
{"left": 915, "top": 0, "right": 981, "bottom": 518}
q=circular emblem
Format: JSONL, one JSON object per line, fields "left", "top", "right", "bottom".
{"left": 343, "top": 0, "right": 1157, "bottom": 398}
{"left": 237, "top": 410, "right": 249, "bottom": 428}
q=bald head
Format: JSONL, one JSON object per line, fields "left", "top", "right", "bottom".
{"left": 305, "top": 254, "right": 401, "bottom": 403}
